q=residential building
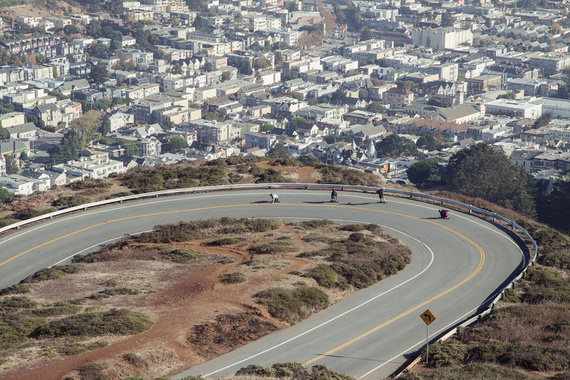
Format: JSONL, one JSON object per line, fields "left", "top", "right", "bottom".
{"left": 383, "top": 87, "right": 414, "bottom": 108}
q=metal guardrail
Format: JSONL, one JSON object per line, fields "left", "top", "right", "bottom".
{"left": 0, "top": 183, "right": 538, "bottom": 376}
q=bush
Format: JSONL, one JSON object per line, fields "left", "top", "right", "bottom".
{"left": 236, "top": 364, "right": 276, "bottom": 377}
{"left": 424, "top": 341, "right": 468, "bottom": 368}
{"left": 52, "top": 195, "right": 92, "bottom": 208}
{"left": 157, "top": 247, "right": 200, "bottom": 263}
{"left": 31, "top": 303, "right": 82, "bottom": 317}
{"left": 291, "top": 220, "right": 336, "bottom": 230}
{"left": 0, "top": 296, "right": 37, "bottom": 310}
{"left": 307, "top": 265, "right": 338, "bottom": 288}
{"left": 14, "top": 207, "right": 56, "bottom": 220}
{"left": 78, "top": 362, "right": 110, "bottom": 380}
{"left": 249, "top": 241, "right": 298, "bottom": 254}
{"left": 503, "top": 288, "right": 521, "bottom": 303}
{"left": 30, "top": 309, "right": 153, "bottom": 338}
{"left": 220, "top": 272, "right": 247, "bottom": 284}
{"left": 21, "top": 265, "right": 83, "bottom": 283}
{"left": 340, "top": 224, "right": 365, "bottom": 232}
{"left": 204, "top": 237, "right": 246, "bottom": 246}
{"left": 0, "top": 318, "right": 44, "bottom": 349}
{"left": 0, "top": 284, "right": 31, "bottom": 295}
{"left": 255, "top": 283, "right": 329, "bottom": 323}
{"left": 66, "top": 179, "right": 111, "bottom": 190}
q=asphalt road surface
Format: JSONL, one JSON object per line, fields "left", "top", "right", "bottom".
{"left": 0, "top": 189, "right": 529, "bottom": 379}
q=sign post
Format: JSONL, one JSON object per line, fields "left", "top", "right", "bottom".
{"left": 420, "top": 309, "right": 436, "bottom": 364}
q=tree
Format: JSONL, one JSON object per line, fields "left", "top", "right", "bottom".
{"left": 86, "top": 43, "right": 109, "bottom": 59}
{"left": 193, "top": 15, "right": 204, "bottom": 31}
{"left": 260, "top": 123, "right": 275, "bottom": 133}
{"left": 267, "top": 143, "right": 292, "bottom": 159}
{"left": 164, "top": 135, "right": 188, "bottom": 152}
{"left": 366, "top": 102, "right": 386, "bottom": 114}
{"left": 119, "top": 139, "right": 140, "bottom": 156}
{"left": 4, "top": 153, "right": 17, "bottom": 174}
{"left": 221, "top": 71, "right": 231, "bottom": 81}
{"left": 0, "top": 188, "right": 12, "bottom": 203}
{"left": 396, "top": 80, "right": 414, "bottom": 91}
{"left": 552, "top": 23, "right": 563, "bottom": 35}
{"left": 535, "top": 180, "right": 570, "bottom": 233}
{"left": 254, "top": 57, "right": 271, "bottom": 70}
{"left": 441, "top": 12, "right": 455, "bottom": 27}
{"left": 100, "top": 114, "right": 111, "bottom": 136}
{"left": 532, "top": 113, "right": 552, "bottom": 129}
{"left": 427, "top": 98, "right": 451, "bottom": 108}
{"left": 360, "top": 27, "right": 373, "bottom": 41}
{"left": 445, "top": 143, "right": 536, "bottom": 216}
{"left": 0, "top": 126, "right": 9, "bottom": 140}
{"left": 407, "top": 158, "right": 446, "bottom": 188}
{"left": 289, "top": 117, "right": 308, "bottom": 130}
{"left": 416, "top": 135, "right": 438, "bottom": 151}
{"left": 274, "top": 51, "right": 283, "bottom": 66}
{"left": 496, "top": 91, "right": 517, "bottom": 100}
{"left": 89, "top": 62, "right": 109, "bottom": 85}
{"left": 64, "top": 24, "right": 79, "bottom": 35}
{"left": 375, "top": 135, "right": 418, "bottom": 158}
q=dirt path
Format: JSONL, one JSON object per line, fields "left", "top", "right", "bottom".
{"left": 0, "top": 226, "right": 314, "bottom": 380}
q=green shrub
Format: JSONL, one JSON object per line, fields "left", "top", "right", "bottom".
{"left": 220, "top": 272, "right": 247, "bottom": 284}
{"left": 97, "top": 288, "right": 140, "bottom": 296}
{"left": 254, "top": 168, "right": 292, "bottom": 183}
{"left": 0, "top": 318, "right": 43, "bottom": 349}
{"left": 14, "top": 207, "right": 56, "bottom": 220}
{"left": 30, "top": 309, "right": 153, "bottom": 338}
{"left": 249, "top": 241, "right": 298, "bottom": 254}
{"left": 52, "top": 195, "right": 92, "bottom": 208}
{"left": 31, "top": 303, "right": 82, "bottom": 317}
{"left": 272, "top": 362, "right": 308, "bottom": 377}
{"left": 204, "top": 237, "right": 246, "bottom": 246}
{"left": 307, "top": 265, "right": 338, "bottom": 288}
{"left": 301, "top": 233, "right": 334, "bottom": 243}
{"left": 291, "top": 220, "right": 336, "bottom": 230}
{"left": 424, "top": 341, "right": 469, "bottom": 368}
{"left": 0, "top": 217, "right": 19, "bottom": 227}
{"left": 255, "top": 283, "right": 329, "bottom": 323}
{"left": 158, "top": 247, "right": 200, "bottom": 263}
{"left": 271, "top": 158, "right": 303, "bottom": 167}
{"left": 78, "top": 362, "right": 110, "bottom": 380}
{"left": 340, "top": 224, "right": 365, "bottom": 232}
{"left": 0, "top": 296, "right": 37, "bottom": 310}
{"left": 21, "top": 265, "right": 83, "bottom": 283}
{"left": 503, "top": 288, "right": 521, "bottom": 303}
{"left": 539, "top": 250, "right": 570, "bottom": 270}
{"left": 236, "top": 364, "right": 276, "bottom": 377}
{"left": 0, "top": 284, "right": 31, "bottom": 295}
{"left": 66, "top": 179, "right": 111, "bottom": 190}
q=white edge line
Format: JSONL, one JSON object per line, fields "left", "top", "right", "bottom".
{"left": 358, "top": 306, "right": 480, "bottom": 379}
{"left": 198, "top": 223, "right": 435, "bottom": 378}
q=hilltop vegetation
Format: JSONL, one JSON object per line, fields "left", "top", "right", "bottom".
{"left": 399, "top": 220, "right": 570, "bottom": 380}
{"left": 0, "top": 217, "right": 409, "bottom": 379}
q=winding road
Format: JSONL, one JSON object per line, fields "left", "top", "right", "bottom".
{"left": 0, "top": 189, "right": 529, "bottom": 379}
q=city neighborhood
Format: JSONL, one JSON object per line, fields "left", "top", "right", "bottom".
{"left": 1, "top": 0, "right": 570, "bottom": 195}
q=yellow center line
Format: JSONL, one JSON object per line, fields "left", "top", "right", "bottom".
{"left": 302, "top": 209, "right": 485, "bottom": 366}
{"left": 0, "top": 202, "right": 485, "bottom": 368}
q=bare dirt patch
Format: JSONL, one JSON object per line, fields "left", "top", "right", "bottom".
{"left": 0, "top": 1, "right": 82, "bottom": 20}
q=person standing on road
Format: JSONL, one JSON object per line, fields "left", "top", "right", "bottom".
{"left": 270, "top": 193, "right": 279, "bottom": 203}
{"left": 375, "top": 188, "right": 386, "bottom": 203}
{"left": 331, "top": 189, "right": 338, "bottom": 202}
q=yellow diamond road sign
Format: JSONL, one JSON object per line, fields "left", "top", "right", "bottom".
{"left": 420, "top": 309, "right": 436, "bottom": 325}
